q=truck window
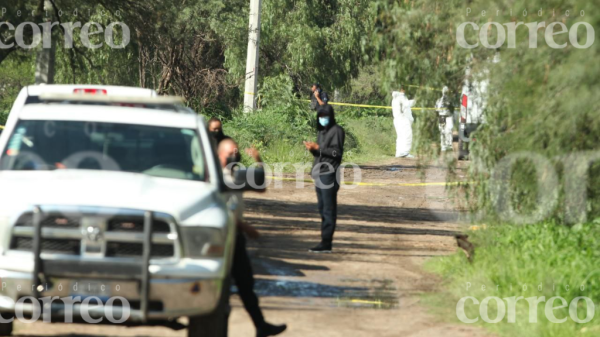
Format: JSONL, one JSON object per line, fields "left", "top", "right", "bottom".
{"left": 0, "top": 120, "right": 206, "bottom": 182}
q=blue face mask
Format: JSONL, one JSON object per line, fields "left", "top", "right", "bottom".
{"left": 318, "top": 116, "right": 330, "bottom": 127}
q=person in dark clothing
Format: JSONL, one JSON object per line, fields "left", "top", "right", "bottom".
{"left": 310, "top": 83, "right": 329, "bottom": 110}
{"left": 303, "top": 104, "right": 345, "bottom": 253}
{"left": 218, "top": 139, "right": 287, "bottom": 337}
{"left": 208, "top": 117, "right": 231, "bottom": 145}
{"left": 232, "top": 234, "right": 279, "bottom": 336}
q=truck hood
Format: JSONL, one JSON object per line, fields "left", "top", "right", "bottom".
{"left": 0, "top": 170, "right": 220, "bottom": 224}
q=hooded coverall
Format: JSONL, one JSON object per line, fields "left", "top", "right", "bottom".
{"left": 437, "top": 87, "right": 453, "bottom": 152}
{"left": 391, "top": 91, "right": 415, "bottom": 158}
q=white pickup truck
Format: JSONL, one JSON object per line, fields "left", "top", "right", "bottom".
{"left": 0, "top": 85, "right": 262, "bottom": 336}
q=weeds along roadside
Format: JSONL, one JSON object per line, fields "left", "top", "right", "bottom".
{"left": 424, "top": 220, "right": 600, "bottom": 337}
{"left": 220, "top": 107, "right": 398, "bottom": 170}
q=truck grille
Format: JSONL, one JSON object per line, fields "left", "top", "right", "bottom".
{"left": 14, "top": 214, "right": 80, "bottom": 229}
{"left": 108, "top": 218, "right": 171, "bottom": 233}
{"left": 106, "top": 242, "right": 175, "bottom": 258}
{"left": 10, "top": 212, "right": 177, "bottom": 259}
{"left": 11, "top": 237, "right": 81, "bottom": 255}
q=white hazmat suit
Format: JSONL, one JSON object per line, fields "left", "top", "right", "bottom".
{"left": 391, "top": 91, "right": 415, "bottom": 158}
{"left": 436, "top": 86, "right": 453, "bottom": 152}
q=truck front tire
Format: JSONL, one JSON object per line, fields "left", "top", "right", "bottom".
{"left": 0, "top": 320, "right": 13, "bottom": 336}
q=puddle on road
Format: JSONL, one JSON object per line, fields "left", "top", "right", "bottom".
{"left": 252, "top": 277, "right": 399, "bottom": 310}
{"left": 336, "top": 278, "right": 399, "bottom": 310}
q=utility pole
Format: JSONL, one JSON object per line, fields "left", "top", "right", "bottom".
{"left": 243, "top": 0, "right": 262, "bottom": 112}
{"left": 35, "top": 0, "right": 55, "bottom": 84}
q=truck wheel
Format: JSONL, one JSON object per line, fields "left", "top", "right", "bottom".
{"left": 0, "top": 319, "right": 13, "bottom": 336}
{"left": 458, "top": 138, "right": 469, "bottom": 161}
{"left": 188, "top": 278, "right": 230, "bottom": 337}
{"left": 188, "top": 310, "right": 227, "bottom": 337}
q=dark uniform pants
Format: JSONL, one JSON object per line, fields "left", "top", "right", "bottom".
{"left": 315, "top": 172, "right": 340, "bottom": 245}
{"left": 231, "top": 233, "right": 265, "bottom": 328}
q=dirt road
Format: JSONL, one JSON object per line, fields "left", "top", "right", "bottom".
{"left": 14, "top": 158, "right": 490, "bottom": 337}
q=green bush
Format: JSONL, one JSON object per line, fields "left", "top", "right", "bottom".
{"left": 0, "top": 111, "right": 8, "bottom": 125}
{"left": 336, "top": 115, "right": 396, "bottom": 162}
{"left": 225, "top": 108, "right": 314, "bottom": 166}
{"left": 219, "top": 74, "right": 396, "bottom": 169}
{"left": 427, "top": 220, "right": 600, "bottom": 336}
{"left": 222, "top": 74, "right": 315, "bottom": 167}
{"left": 0, "top": 54, "right": 34, "bottom": 114}
{"left": 257, "top": 74, "right": 311, "bottom": 122}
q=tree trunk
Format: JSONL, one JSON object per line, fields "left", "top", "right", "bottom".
{"left": 35, "top": 0, "right": 56, "bottom": 84}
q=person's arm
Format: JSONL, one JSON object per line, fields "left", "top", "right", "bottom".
{"left": 304, "top": 140, "right": 320, "bottom": 157}
{"left": 310, "top": 147, "right": 320, "bottom": 156}
{"left": 245, "top": 147, "right": 263, "bottom": 166}
{"left": 244, "top": 147, "right": 267, "bottom": 193}
{"left": 314, "top": 90, "right": 325, "bottom": 105}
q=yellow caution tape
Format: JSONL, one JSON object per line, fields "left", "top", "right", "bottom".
{"left": 302, "top": 99, "right": 390, "bottom": 109}
{"left": 301, "top": 100, "right": 443, "bottom": 111}
{"left": 327, "top": 101, "right": 391, "bottom": 109}
{"left": 297, "top": 83, "right": 445, "bottom": 109}
{"left": 269, "top": 176, "right": 467, "bottom": 187}
{"left": 245, "top": 92, "right": 255, "bottom": 96}
{"left": 469, "top": 224, "right": 488, "bottom": 231}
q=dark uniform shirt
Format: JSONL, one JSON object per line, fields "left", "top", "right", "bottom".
{"left": 310, "top": 90, "right": 329, "bottom": 110}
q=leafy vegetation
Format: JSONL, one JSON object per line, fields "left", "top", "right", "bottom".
{"left": 426, "top": 220, "right": 600, "bottom": 337}
{"left": 0, "top": 56, "right": 35, "bottom": 114}
{"left": 1, "top": 0, "right": 375, "bottom": 112}
{"left": 372, "top": 0, "right": 599, "bottom": 223}
{"left": 223, "top": 74, "right": 396, "bottom": 169}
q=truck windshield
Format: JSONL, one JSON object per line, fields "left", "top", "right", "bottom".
{"left": 0, "top": 120, "right": 206, "bottom": 182}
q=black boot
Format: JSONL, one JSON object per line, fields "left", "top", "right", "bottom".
{"left": 257, "top": 322, "right": 287, "bottom": 337}
{"left": 309, "top": 242, "right": 332, "bottom": 253}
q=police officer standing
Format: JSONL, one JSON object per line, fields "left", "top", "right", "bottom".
{"left": 304, "top": 104, "right": 345, "bottom": 253}
{"left": 208, "top": 117, "right": 231, "bottom": 145}
{"left": 310, "top": 83, "right": 329, "bottom": 110}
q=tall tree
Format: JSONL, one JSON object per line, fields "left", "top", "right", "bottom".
{"left": 213, "top": 0, "right": 374, "bottom": 92}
